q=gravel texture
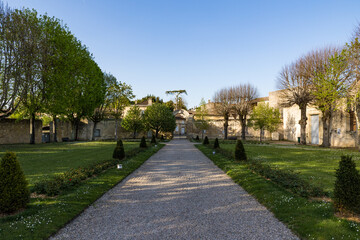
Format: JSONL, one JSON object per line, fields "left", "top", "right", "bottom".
{"left": 51, "top": 139, "right": 299, "bottom": 240}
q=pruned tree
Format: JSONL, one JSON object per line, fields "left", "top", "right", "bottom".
{"left": 144, "top": 103, "right": 176, "bottom": 138}
{"left": 248, "top": 103, "right": 281, "bottom": 142}
{"left": 165, "top": 90, "right": 187, "bottom": 110}
{"left": 213, "top": 88, "right": 233, "bottom": 139}
{"left": 89, "top": 72, "right": 115, "bottom": 140}
{"left": 277, "top": 55, "right": 315, "bottom": 145}
{"left": 230, "top": 84, "right": 258, "bottom": 140}
{"left": 121, "top": 105, "right": 144, "bottom": 138}
{"left": 312, "top": 48, "right": 351, "bottom": 147}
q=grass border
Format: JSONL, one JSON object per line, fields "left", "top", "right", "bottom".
{"left": 195, "top": 144, "right": 360, "bottom": 240}
{"left": 0, "top": 144, "right": 164, "bottom": 240}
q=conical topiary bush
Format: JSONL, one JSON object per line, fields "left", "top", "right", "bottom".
{"left": 213, "top": 138, "right": 220, "bottom": 149}
{"left": 333, "top": 155, "right": 360, "bottom": 214}
{"left": 195, "top": 135, "right": 200, "bottom": 141}
{"left": 0, "top": 152, "right": 30, "bottom": 213}
{"left": 113, "top": 139, "right": 125, "bottom": 160}
{"left": 151, "top": 135, "right": 157, "bottom": 144}
{"left": 235, "top": 139, "right": 247, "bottom": 161}
{"left": 140, "top": 136, "right": 147, "bottom": 148}
{"left": 203, "top": 136, "right": 209, "bottom": 145}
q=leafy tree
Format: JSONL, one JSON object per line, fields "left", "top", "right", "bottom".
{"left": 121, "top": 105, "right": 144, "bottom": 138}
{"left": 213, "top": 88, "right": 233, "bottom": 139}
{"left": 136, "top": 95, "right": 163, "bottom": 104}
{"left": 248, "top": 103, "right": 281, "bottom": 142}
{"left": 107, "top": 81, "right": 134, "bottom": 140}
{"left": 165, "top": 90, "right": 187, "bottom": 110}
{"left": 164, "top": 100, "right": 175, "bottom": 111}
{"left": 230, "top": 84, "right": 258, "bottom": 140}
{"left": 312, "top": 49, "right": 351, "bottom": 147}
{"left": 0, "top": 5, "right": 25, "bottom": 119}
{"left": 194, "top": 98, "right": 209, "bottom": 139}
{"left": 144, "top": 103, "right": 176, "bottom": 138}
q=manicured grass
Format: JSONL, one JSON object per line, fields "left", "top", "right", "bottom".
{"left": 0, "top": 143, "right": 163, "bottom": 240}
{"left": 0, "top": 141, "right": 139, "bottom": 187}
{"left": 220, "top": 142, "right": 360, "bottom": 195}
{"left": 196, "top": 144, "right": 360, "bottom": 240}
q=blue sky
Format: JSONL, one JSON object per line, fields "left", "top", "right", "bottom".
{"left": 7, "top": 0, "right": 360, "bottom": 108}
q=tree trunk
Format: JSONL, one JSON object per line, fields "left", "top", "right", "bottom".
{"left": 30, "top": 113, "right": 36, "bottom": 144}
{"left": 53, "top": 115, "right": 58, "bottom": 143}
{"left": 155, "top": 129, "right": 159, "bottom": 138}
{"left": 321, "top": 114, "right": 331, "bottom": 147}
{"left": 75, "top": 120, "right": 79, "bottom": 141}
{"left": 92, "top": 121, "right": 98, "bottom": 141}
{"left": 114, "top": 118, "right": 118, "bottom": 141}
{"left": 240, "top": 115, "right": 246, "bottom": 140}
{"left": 299, "top": 105, "right": 307, "bottom": 145}
{"left": 224, "top": 114, "right": 229, "bottom": 140}
{"left": 260, "top": 128, "right": 264, "bottom": 142}
{"left": 133, "top": 130, "right": 136, "bottom": 139}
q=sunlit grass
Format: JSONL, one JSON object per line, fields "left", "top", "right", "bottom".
{"left": 220, "top": 143, "right": 360, "bottom": 194}
{"left": 0, "top": 141, "right": 139, "bottom": 187}
{"left": 0, "top": 142, "right": 163, "bottom": 240}
{"left": 197, "top": 144, "right": 360, "bottom": 240}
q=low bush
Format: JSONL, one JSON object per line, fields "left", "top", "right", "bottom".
{"left": 140, "top": 136, "right": 147, "bottom": 148}
{"left": 32, "top": 146, "right": 152, "bottom": 196}
{"left": 203, "top": 136, "right": 209, "bottom": 145}
{"left": 248, "top": 160, "right": 325, "bottom": 198}
{"left": 113, "top": 140, "right": 125, "bottom": 160}
{"left": 235, "top": 139, "right": 247, "bottom": 161}
{"left": 151, "top": 135, "right": 156, "bottom": 144}
{"left": 0, "top": 152, "right": 30, "bottom": 213}
{"left": 195, "top": 135, "right": 200, "bottom": 141}
{"left": 213, "top": 138, "right": 220, "bottom": 149}
{"left": 333, "top": 155, "right": 360, "bottom": 214}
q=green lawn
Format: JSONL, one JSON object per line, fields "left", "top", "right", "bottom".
{"left": 0, "top": 141, "right": 139, "bottom": 187}
{"left": 0, "top": 141, "right": 163, "bottom": 240}
{"left": 220, "top": 142, "right": 360, "bottom": 195}
{"left": 197, "top": 144, "right": 360, "bottom": 240}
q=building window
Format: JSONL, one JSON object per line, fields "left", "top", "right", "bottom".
{"left": 349, "top": 111, "right": 356, "bottom": 132}
{"left": 94, "top": 129, "right": 101, "bottom": 137}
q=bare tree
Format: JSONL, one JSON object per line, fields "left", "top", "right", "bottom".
{"left": 277, "top": 55, "right": 314, "bottom": 145}
{"left": 230, "top": 84, "right": 258, "bottom": 140}
{"left": 213, "top": 88, "right": 233, "bottom": 139}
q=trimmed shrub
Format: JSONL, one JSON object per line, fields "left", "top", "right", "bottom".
{"left": 151, "top": 135, "right": 157, "bottom": 144}
{"left": 333, "top": 155, "right": 360, "bottom": 214}
{"left": 213, "top": 138, "right": 220, "bottom": 149}
{"left": 140, "top": 136, "right": 147, "bottom": 148}
{"left": 160, "top": 135, "right": 164, "bottom": 141}
{"left": 195, "top": 135, "right": 200, "bottom": 141}
{"left": 0, "top": 152, "right": 30, "bottom": 213}
{"left": 203, "top": 136, "right": 209, "bottom": 145}
{"left": 113, "top": 140, "right": 125, "bottom": 160}
{"left": 235, "top": 139, "right": 247, "bottom": 161}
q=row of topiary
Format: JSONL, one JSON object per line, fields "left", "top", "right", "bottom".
{"left": 0, "top": 138, "right": 159, "bottom": 214}
{"left": 201, "top": 137, "right": 360, "bottom": 215}
{"left": 202, "top": 138, "right": 324, "bottom": 197}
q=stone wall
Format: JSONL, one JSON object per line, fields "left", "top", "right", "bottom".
{"left": 0, "top": 119, "right": 42, "bottom": 144}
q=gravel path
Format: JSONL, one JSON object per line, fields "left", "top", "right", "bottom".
{"left": 51, "top": 139, "right": 299, "bottom": 240}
